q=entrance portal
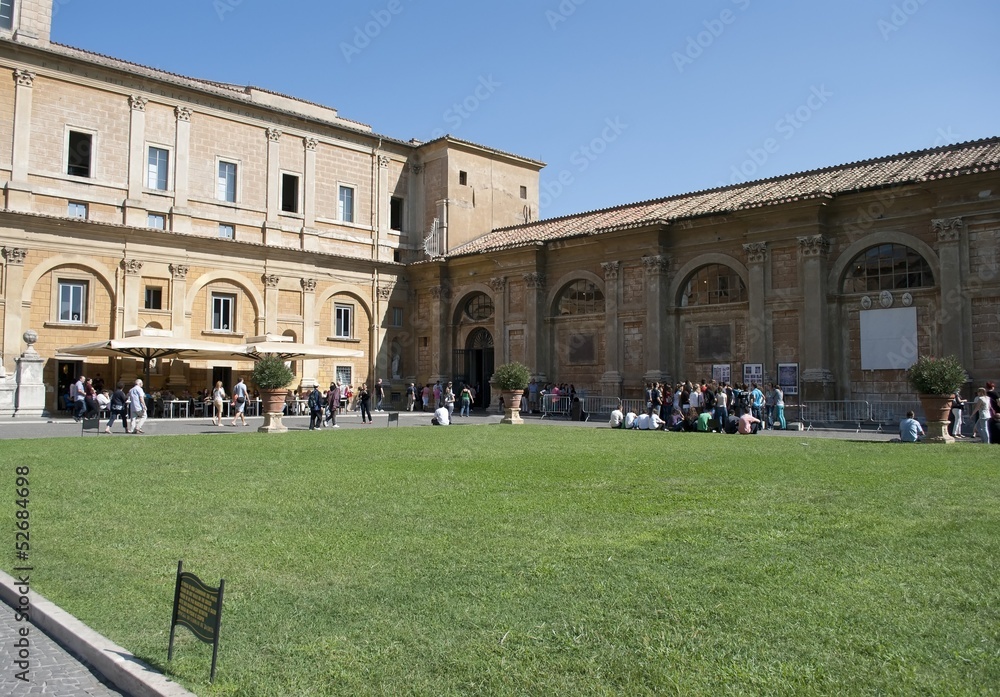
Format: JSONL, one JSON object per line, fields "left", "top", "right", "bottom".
{"left": 453, "top": 328, "right": 494, "bottom": 409}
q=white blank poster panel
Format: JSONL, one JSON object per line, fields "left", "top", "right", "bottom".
{"left": 859, "top": 307, "right": 918, "bottom": 370}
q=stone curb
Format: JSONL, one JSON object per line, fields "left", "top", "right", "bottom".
{"left": 0, "top": 569, "right": 196, "bottom": 697}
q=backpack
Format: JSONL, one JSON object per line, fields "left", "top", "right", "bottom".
{"left": 309, "top": 390, "right": 321, "bottom": 409}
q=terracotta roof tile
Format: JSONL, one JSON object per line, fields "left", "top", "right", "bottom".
{"left": 447, "top": 137, "right": 1000, "bottom": 257}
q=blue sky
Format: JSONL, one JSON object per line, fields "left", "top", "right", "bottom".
{"left": 52, "top": 0, "right": 999, "bottom": 221}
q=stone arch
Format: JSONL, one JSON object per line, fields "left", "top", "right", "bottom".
{"left": 21, "top": 255, "right": 118, "bottom": 307}
{"left": 184, "top": 269, "right": 264, "bottom": 320}
{"left": 668, "top": 253, "right": 749, "bottom": 308}
{"left": 546, "top": 270, "right": 606, "bottom": 317}
{"left": 828, "top": 231, "right": 939, "bottom": 290}
{"left": 450, "top": 283, "right": 496, "bottom": 326}
{"left": 315, "top": 284, "right": 374, "bottom": 327}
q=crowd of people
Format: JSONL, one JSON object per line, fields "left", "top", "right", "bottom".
{"left": 608, "top": 380, "right": 786, "bottom": 434}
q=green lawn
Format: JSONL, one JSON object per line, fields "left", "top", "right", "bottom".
{"left": 4, "top": 427, "right": 999, "bottom": 696}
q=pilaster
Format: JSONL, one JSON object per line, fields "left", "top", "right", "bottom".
{"left": 263, "top": 273, "right": 280, "bottom": 335}
{"left": 2, "top": 247, "right": 27, "bottom": 372}
{"left": 169, "top": 263, "right": 189, "bottom": 339}
{"left": 797, "top": 235, "right": 834, "bottom": 398}
{"left": 302, "top": 138, "right": 318, "bottom": 250}
{"left": 171, "top": 106, "right": 193, "bottom": 232}
{"left": 642, "top": 255, "right": 671, "bottom": 386}
{"left": 376, "top": 154, "right": 391, "bottom": 260}
{"left": 489, "top": 277, "right": 507, "bottom": 364}
{"left": 264, "top": 127, "right": 282, "bottom": 243}
{"left": 7, "top": 69, "right": 35, "bottom": 211}
{"left": 300, "top": 277, "right": 320, "bottom": 389}
{"left": 599, "top": 261, "right": 623, "bottom": 394}
{"left": 743, "top": 242, "right": 768, "bottom": 364}
{"left": 932, "top": 217, "right": 965, "bottom": 362}
{"left": 523, "top": 272, "right": 547, "bottom": 378}
{"left": 124, "top": 95, "right": 149, "bottom": 227}
{"left": 428, "top": 284, "right": 451, "bottom": 383}
{"left": 121, "top": 258, "right": 144, "bottom": 331}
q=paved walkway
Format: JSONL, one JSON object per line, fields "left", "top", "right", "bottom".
{"left": 0, "top": 596, "right": 126, "bottom": 696}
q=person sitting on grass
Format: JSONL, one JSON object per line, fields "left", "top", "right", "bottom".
{"left": 899, "top": 410, "right": 925, "bottom": 443}
{"left": 431, "top": 404, "right": 451, "bottom": 426}
{"left": 738, "top": 411, "right": 762, "bottom": 435}
{"left": 635, "top": 405, "right": 664, "bottom": 431}
{"left": 696, "top": 409, "right": 712, "bottom": 432}
{"left": 609, "top": 400, "right": 625, "bottom": 429}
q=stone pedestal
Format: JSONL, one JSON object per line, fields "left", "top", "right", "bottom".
{"left": 0, "top": 371, "right": 14, "bottom": 416}
{"left": 14, "top": 330, "right": 45, "bottom": 418}
{"left": 257, "top": 412, "right": 288, "bottom": 433}
{"left": 919, "top": 394, "right": 955, "bottom": 444}
{"left": 500, "top": 390, "right": 524, "bottom": 425}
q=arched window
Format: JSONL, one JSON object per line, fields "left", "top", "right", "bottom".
{"left": 680, "top": 265, "right": 746, "bottom": 307}
{"left": 843, "top": 244, "right": 933, "bottom": 294}
{"left": 464, "top": 293, "right": 494, "bottom": 322}
{"left": 558, "top": 280, "right": 604, "bottom": 315}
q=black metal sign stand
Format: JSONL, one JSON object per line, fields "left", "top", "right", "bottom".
{"left": 168, "top": 560, "right": 225, "bottom": 683}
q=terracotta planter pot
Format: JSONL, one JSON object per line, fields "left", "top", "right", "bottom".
{"left": 257, "top": 388, "right": 289, "bottom": 433}
{"left": 919, "top": 394, "right": 955, "bottom": 444}
{"left": 500, "top": 389, "right": 524, "bottom": 425}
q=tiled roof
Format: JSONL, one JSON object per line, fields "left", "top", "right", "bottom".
{"left": 447, "top": 137, "right": 1000, "bottom": 258}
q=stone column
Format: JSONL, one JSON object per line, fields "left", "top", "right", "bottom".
{"left": 169, "top": 264, "right": 189, "bottom": 339}
{"left": 599, "top": 261, "right": 623, "bottom": 395}
{"left": 171, "top": 106, "right": 192, "bottom": 232}
{"left": 6, "top": 69, "right": 35, "bottom": 211}
{"left": 523, "top": 272, "right": 547, "bottom": 380}
{"left": 121, "top": 258, "right": 143, "bottom": 332}
{"left": 798, "top": 235, "right": 835, "bottom": 400}
{"left": 642, "top": 255, "right": 671, "bottom": 386}
{"left": 302, "top": 138, "right": 318, "bottom": 250}
{"left": 933, "top": 218, "right": 965, "bottom": 363}
{"left": 428, "top": 284, "right": 451, "bottom": 384}
{"left": 264, "top": 127, "right": 282, "bottom": 245}
{"left": 743, "top": 242, "right": 768, "bottom": 364}
{"left": 300, "top": 277, "right": 318, "bottom": 389}
{"left": 2, "top": 247, "right": 27, "bottom": 372}
{"left": 489, "top": 277, "right": 507, "bottom": 363}
{"left": 408, "top": 164, "right": 425, "bottom": 256}
{"left": 376, "top": 155, "right": 391, "bottom": 260}
{"left": 14, "top": 330, "right": 45, "bottom": 418}
{"left": 376, "top": 282, "right": 393, "bottom": 380}
{"left": 124, "top": 95, "right": 148, "bottom": 227}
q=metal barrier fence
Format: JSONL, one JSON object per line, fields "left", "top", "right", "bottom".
{"left": 801, "top": 401, "right": 872, "bottom": 431}
{"left": 539, "top": 394, "right": 572, "bottom": 418}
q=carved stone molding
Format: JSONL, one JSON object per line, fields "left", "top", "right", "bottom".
{"left": 429, "top": 285, "right": 453, "bottom": 301}
{"left": 601, "top": 261, "right": 621, "bottom": 280}
{"left": 128, "top": 95, "right": 148, "bottom": 111}
{"left": 488, "top": 276, "right": 507, "bottom": 293}
{"left": 798, "top": 235, "right": 830, "bottom": 258}
{"left": 121, "top": 259, "right": 143, "bottom": 275}
{"left": 169, "top": 264, "right": 189, "bottom": 280}
{"left": 175, "top": 106, "right": 192, "bottom": 122}
{"left": 523, "top": 272, "right": 547, "bottom": 290}
{"left": 263, "top": 274, "right": 280, "bottom": 289}
{"left": 304, "top": 137, "right": 318, "bottom": 151}
{"left": 2, "top": 247, "right": 26, "bottom": 265}
{"left": 301, "top": 278, "right": 317, "bottom": 292}
{"left": 13, "top": 69, "right": 34, "bottom": 88}
{"left": 378, "top": 155, "right": 390, "bottom": 168}
{"left": 932, "top": 217, "right": 964, "bottom": 243}
{"left": 642, "top": 255, "right": 669, "bottom": 275}
{"left": 410, "top": 164, "right": 424, "bottom": 175}
{"left": 266, "top": 127, "right": 282, "bottom": 142}
{"left": 376, "top": 284, "right": 394, "bottom": 300}
{"left": 743, "top": 242, "right": 768, "bottom": 265}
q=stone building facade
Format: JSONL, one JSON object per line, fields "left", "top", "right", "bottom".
{"left": 0, "top": 0, "right": 542, "bottom": 413}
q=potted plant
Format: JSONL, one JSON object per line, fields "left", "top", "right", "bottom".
{"left": 491, "top": 361, "right": 531, "bottom": 425}
{"left": 251, "top": 354, "right": 295, "bottom": 433}
{"left": 906, "top": 354, "right": 968, "bottom": 443}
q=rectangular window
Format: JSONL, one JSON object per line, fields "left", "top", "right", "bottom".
{"left": 67, "top": 131, "right": 93, "bottom": 178}
{"left": 338, "top": 185, "right": 354, "bottom": 223}
{"left": 144, "top": 286, "right": 163, "bottom": 310}
{"left": 219, "top": 223, "right": 235, "bottom": 240}
{"left": 58, "top": 280, "right": 87, "bottom": 323}
{"left": 335, "top": 365, "right": 352, "bottom": 387}
{"left": 212, "top": 293, "right": 236, "bottom": 331}
{"left": 67, "top": 201, "right": 88, "bottom": 219}
{"left": 390, "top": 197, "right": 403, "bottom": 231}
{"left": 0, "top": 1, "right": 13, "bottom": 30}
{"left": 392, "top": 307, "right": 403, "bottom": 327}
{"left": 217, "top": 161, "right": 237, "bottom": 202}
{"left": 147, "top": 213, "right": 165, "bottom": 229}
{"left": 459, "top": 170, "right": 468, "bottom": 186}
{"left": 520, "top": 185, "right": 528, "bottom": 199}
{"left": 281, "top": 173, "right": 299, "bottom": 213}
{"left": 147, "top": 146, "right": 169, "bottom": 190}
{"left": 335, "top": 304, "right": 353, "bottom": 338}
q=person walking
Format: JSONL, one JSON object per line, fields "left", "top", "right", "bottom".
{"left": 230, "top": 376, "right": 249, "bottom": 427}
{"left": 358, "top": 383, "right": 372, "bottom": 424}
{"left": 128, "top": 378, "right": 148, "bottom": 434}
{"left": 971, "top": 387, "right": 992, "bottom": 444}
{"left": 105, "top": 381, "right": 129, "bottom": 434}
{"left": 211, "top": 380, "right": 226, "bottom": 426}
{"left": 771, "top": 383, "right": 786, "bottom": 430}
{"left": 443, "top": 381, "right": 456, "bottom": 418}
{"left": 374, "top": 378, "right": 386, "bottom": 412}
{"left": 308, "top": 385, "right": 324, "bottom": 430}
{"left": 326, "top": 382, "right": 341, "bottom": 428}
{"left": 406, "top": 382, "right": 417, "bottom": 412}
{"left": 459, "top": 384, "right": 473, "bottom": 417}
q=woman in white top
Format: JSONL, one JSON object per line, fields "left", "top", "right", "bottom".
{"left": 771, "top": 384, "right": 786, "bottom": 430}
{"left": 971, "top": 387, "right": 992, "bottom": 444}
{"left": 212, "top": 380, "right": 226, "bottom": 426}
